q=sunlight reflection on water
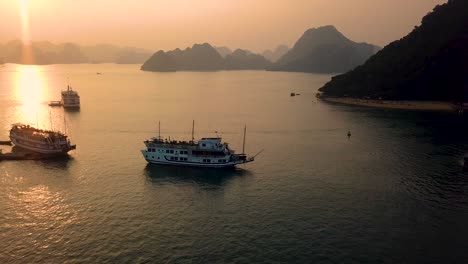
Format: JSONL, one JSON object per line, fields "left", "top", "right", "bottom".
{"left": 14, "top": 65, "right": 46, "bottom": 125}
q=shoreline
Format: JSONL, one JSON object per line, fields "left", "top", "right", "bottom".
{"left": 320, "top": 97, "right": 464, "bottom": 112}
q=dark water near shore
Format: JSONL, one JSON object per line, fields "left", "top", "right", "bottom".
{"left": 1, "top": 64, "right": 468, "bottom": 263}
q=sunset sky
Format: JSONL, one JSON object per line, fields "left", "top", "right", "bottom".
{"left": 0, "top": 0, "right": 446, "bottom": 52}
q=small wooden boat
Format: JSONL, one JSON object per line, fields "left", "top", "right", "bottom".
{"left": 49, "top": 101, "right": 62, "bottom": 107}
{"left": 0, "top": 140, "right": 12, "bottom": 145}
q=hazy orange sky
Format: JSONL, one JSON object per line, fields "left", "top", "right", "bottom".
{"left": 0, "top": 0, "right": 446, "bottom": 52}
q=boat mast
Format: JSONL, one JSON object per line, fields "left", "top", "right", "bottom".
{"left": 191, "top": 120, "right": 195, "bottom": 143}
{"left": 64, "top": 115, "right": 67, "bottom": 134}
{"left": 158, "top": 121, "right": 161, "bottom": 140}
{"left": 49, "top": 110, "right": 53, "bottom": 131}
{"left": 242, "top": 125, "right": 246, "bottom": 154}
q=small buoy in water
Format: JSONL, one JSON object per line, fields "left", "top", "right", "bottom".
{"left": 347, "top": 130, "right": 351, "bottom": 138}
{"left": 290, "top": 93, "right": 296, "bottom": 97}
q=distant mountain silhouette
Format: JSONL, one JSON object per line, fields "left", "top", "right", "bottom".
{"left": 215, "top": 46, "right": 233, "bottom": 58}
{"left": 142, "top": 43, "right": 224, "bottom": 71}
{"left": 81, "top": 44, "right": 152, "bottom": 64}
{"left": 56, "top": 43, "right": 88, "bottom": 64}
{"left": 269, "top": 25, "right": 380, "bottom": 73}
{"left": 262, "top": 45, "right": 289, "bottom": 62}
{"left": 225, "top": 49, "right": 272, "bottom": 70}
{"left": 142, "top": 43, "right": 271, "bottom": 71}
{"left": 0, "top": 41, "right": 152, "bottom": 64}
{"left": 115, "top": 49, "right": 154, "bottom": 64}
{"left": 319, "top": 0, "right": 468, "bottom": 101}
{"left": 140, "top": 51, "right": 177, "bottom": 72}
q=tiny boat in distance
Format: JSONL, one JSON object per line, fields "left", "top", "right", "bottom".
{"left": 48, "top": 101, "right": 62, "bottom": 107}
{"left": 142, "top": 122, "right": 255, "bottom": 168}
{"left": 61, "top": 84, "right": 80, "bottom": 109}
{"left": 9, "top": 123, "right": 76, "bottom": 155}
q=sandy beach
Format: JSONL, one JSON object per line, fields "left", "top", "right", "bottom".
{"left": 320, "top": 97, "right": 465, "bottom": 112}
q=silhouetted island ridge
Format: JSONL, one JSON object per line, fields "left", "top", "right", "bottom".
{"left": 141, "top": 43, "right": 271, "bottom": 71}
{"left": 319, "top": 0, "right": 467, "bottom": 104}
{"left": 0, "top": 41, "right": 153, "bottom": 65}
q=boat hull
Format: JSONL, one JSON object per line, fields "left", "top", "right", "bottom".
{"left": 62, "top": 104, "right": 80, "bottom": 109}
{"left": 141, "top": 150, "right": 252, "bottom": 168}
{"left": 10, "top": 137, "right": 74, "bottom": 155}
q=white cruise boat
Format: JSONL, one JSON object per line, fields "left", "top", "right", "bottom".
{"left": 142, "top": 123, "right": 255, "bottom": 168}
{"left": 61, "top": 84, "right": 80, "bottom": 109}
{"left": 9, "top": 123, "right": 76, "bottom": 155}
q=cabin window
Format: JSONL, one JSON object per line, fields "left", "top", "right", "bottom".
{"left": 202, "top": 144, "right": 206, "bottom": 147}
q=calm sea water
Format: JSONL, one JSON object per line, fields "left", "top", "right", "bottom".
{"left": 0, "top": 64, "right": 467, "bottom": 263}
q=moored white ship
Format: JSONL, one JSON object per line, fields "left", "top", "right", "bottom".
{"left": 9, "top": 123, "right": 76, "bottom": 155}
{"left": 141, "top": 122, "right": 255, "bottom": 168}
{"left": 61, "top": 84, "right": 80, "bottom": 109}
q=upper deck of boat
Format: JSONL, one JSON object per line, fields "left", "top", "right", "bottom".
{"left": 11, "top": 124, "right": 68, "bottom": 139}
{"left": 61, "top": 85, "right": 80, "bottom": 96}
{"left": 144, "top": 137, "right": 225, "bottom": 150}
{"left": 61, "top": 90, "right": 79, "bottom": 96}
